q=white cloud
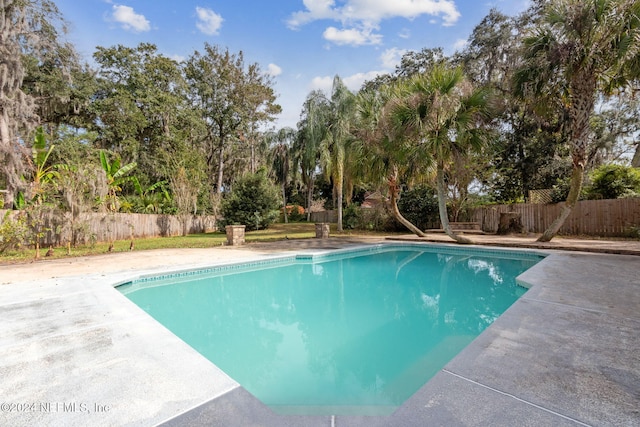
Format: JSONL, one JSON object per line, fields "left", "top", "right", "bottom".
{"left": 323, "top": 27, "right": 382, "bottom": 46}
{"left": 288, "top": 0, "right": 460, "bottom": 29}
{"left": 111, "top": 5, "right": 150, "bottom": 33}
{"left": 398, "top": 28, "right": 411, "bottom": 39}
{"left": 452, "top": 38, "right": 468, "bottom": 52}
{"left": 288, "top": 0, "right": 337, "bottom": 28}
{"left": 310, "top": 76, "right": 334, "bottom": 92}
{"left": 310, "top": 70, "right": 385, "bottom": 92}
{"left": 343, "top": 71, "right": 385, "bottom": 90}
{"left": 196, "top": 6, "right": 223, "bottom": 36}
{"left": 380, "top": 47, "right": 407, "bottom": 69}
{"left": 267, "top": 63, "right": 283, "bottom": 77}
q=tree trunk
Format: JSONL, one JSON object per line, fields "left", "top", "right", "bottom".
{"left": 336, "top": 148, "right": 344, "bottom": 232}
{"left": 631, "top": 143, "right": 640, "bottom": 168}
{"left": 497, "top": 212, "right": 524, "bottom": 235}
{"left": 436, "top": 166, "right": 473, "bottom": 244}
{"left": 250, "top": 141, "right": 256, "bottom": 173}
{"left": 0, "top": 109, "right": 17, "bottom": 208}
{"left": 539, "top": 78, "right": 593, "bottom": 243}
{"left": 282, "top": 183, "right": 288, "bottom": 224}
{"left": 388, "top": 167, "right": 426, "bottom": 237}
{"left": 216, "top": 144, "right": 225, "bottom": 193}
{"left": 306, "top": 175, "right": 314, "bottom": 222}
{"left": 538, "top": 164, "right": 584, "bottom": 242}
{"left": 336, "top": 180, "right": 343, "bottom": 232}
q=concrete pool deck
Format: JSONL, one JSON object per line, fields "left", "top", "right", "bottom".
{"left": 0, "top": 235, "right": 638, "bottom": 426}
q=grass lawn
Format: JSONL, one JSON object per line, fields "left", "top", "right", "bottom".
{"left": 0, "top": 222, "right": 397, "bottom": 264}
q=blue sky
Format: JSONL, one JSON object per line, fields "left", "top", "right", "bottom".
{"left": 55, "top": 0, "right": 531, "bottom": 128}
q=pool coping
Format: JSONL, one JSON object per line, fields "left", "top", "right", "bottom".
{"left": 1, "top": 242, "right": 638, "bottom": 426}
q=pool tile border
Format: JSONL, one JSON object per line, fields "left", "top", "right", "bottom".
{"left": 117, "top": 243, "right": 547, "bottom": 293}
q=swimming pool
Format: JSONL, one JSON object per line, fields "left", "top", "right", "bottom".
{"left": 117, "top": 244, "right": 543, "bottom": 416}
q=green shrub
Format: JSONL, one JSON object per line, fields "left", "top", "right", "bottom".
{"left": 624, "top": 225, "right": 640, "bottom": 240}
{"left": 361, "top": 205, "right": 399, "bottom": 231}
{"left": 0, "top": 211, "right": 29, "bottom": 253}
{"left": 397, "top": 185, "right": 440, "bottom": 230}
{"left": 219, "top": 172, "right": 280, "bottom": 231}
{"left": 289, "top": 205, "right": 306, "bottom": 222}
{"left": 342, "top": 204, "right": 362, "bottom": 229}
{"left": 280, "top": 204, "right": 306, "bottom": 222}
{"left": 549, "top": 177, "right": 572, "bottom": 203}
{"left": 342, "top": 203, "right": 398, "bottom": 231}
{"left": 585, "top": 164, "right": 640, "bottom": 200}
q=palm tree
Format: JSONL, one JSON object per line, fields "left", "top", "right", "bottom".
{"left": 294, "top": 91, "right": 326, "bottom": 221}
{"left": 515, "top": 0, "right": 640, "bottom": 242}
{"left": 306, "top": 76, "right": 356, "bottom": 232}
{"left": 266, "top": 127, "right": 296, "bottom": 223}
{"left": 353, "top": 86, "right": 431, "bottom": 237}
{"left": 389, "top": 65, "right": 493, "bottom": 244}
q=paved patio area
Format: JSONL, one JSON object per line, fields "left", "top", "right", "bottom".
{"left": 0, "top": 234, "right": 638, "bottom": 426}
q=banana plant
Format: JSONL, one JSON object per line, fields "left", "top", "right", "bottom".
{"left": 99, "top": 150, "right": 137, "bottom": 212}
{"left": 30, "top": 127, "right": 58, "bottom": 202}
{"left": 130, "top": 176, "right": 170, "bottom": 213}
{"left": 24, "top": 127, "right": 59, "bottom": 259}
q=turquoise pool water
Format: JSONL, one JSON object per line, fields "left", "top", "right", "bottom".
{"left": 118, "top": 244, "right": 543, "bottom": 415}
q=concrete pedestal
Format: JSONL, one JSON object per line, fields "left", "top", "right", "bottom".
{"left": 225, "top": 225, "right": 245, "bottom": 245}
{"left": 315, "top": 223, "right": 330, "bottom": 239}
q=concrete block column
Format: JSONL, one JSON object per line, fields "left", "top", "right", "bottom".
{"left": 315, "top": 223, "right": 330, "bottom": 239}
{"left": 225, "top": 225, "right": 245, "bottom": 245}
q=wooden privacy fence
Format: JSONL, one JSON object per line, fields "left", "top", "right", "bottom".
{"left": 309, "top": 210, "right": 339, "bottom": 223}
{"left": 307, "top": 199, "right": 639, "bottom": 237}
{"left": 0, "top": 210, "right": 217, "bottom": 246}
{"left": 469, "top": 198, "right": 640, "bottom": 237}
